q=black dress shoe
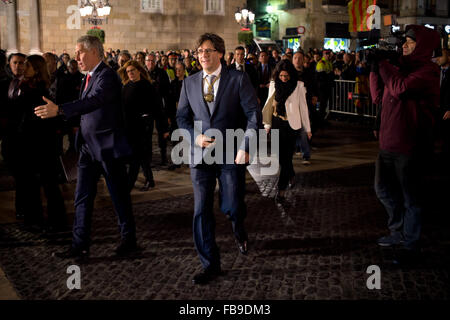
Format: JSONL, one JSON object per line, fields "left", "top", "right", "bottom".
{"left": 236, "top": 239, "right": 248, "bottom": 255}
{"left": 54, "top": 247, "right": 89, "bottom": 263}
{"left": 192, "top": 267, "right": 222, "bottom": 285}
{"left": 115, "top": 239, "right": 139, "bottom": 257}
{"left": 140, "top": 180, "right": 155, "bottom": 191}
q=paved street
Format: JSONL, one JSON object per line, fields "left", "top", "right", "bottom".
{"left": 0, "top": 121, "right": 449, "bottom": 300}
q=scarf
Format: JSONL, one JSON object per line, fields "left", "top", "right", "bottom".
{"left": 274, "top": 77, "right": 297, "bottom": 117}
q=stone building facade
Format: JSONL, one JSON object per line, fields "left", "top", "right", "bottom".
{"left": 0, "top": 0, "right": 244, "bottom": 56}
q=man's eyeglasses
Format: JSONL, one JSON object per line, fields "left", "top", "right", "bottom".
{"left": 197, "top": 49, "right": 217, "bottom": 55}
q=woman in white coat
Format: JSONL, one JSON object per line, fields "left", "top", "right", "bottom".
{"left": 262, "top": 60, "right": 312, "bottom": 202}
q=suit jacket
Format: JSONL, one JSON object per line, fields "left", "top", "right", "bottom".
{"left": 262, "top": 81, "right": 311, "bottom": 132}
{"left": 256, "top": 63, "right": 273, "bottom": 103}
{"left": 227, "top": 62, "right": 259, "bottom": 91}
{"left": 61, "top": 61, "right": 131, "bottom": 161}
{"left": 176, "top": 65, "right": 261, "bottom": 167}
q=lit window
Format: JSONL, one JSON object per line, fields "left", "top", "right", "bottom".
{"left": 204, "top": 0, "right": 225, "bottom": 16}
{"left": 141, "top": 0, "right": 163, "bottom": 13}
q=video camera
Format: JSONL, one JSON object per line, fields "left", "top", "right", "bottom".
{"left": 358, "top": 30, "right": 405, "bottom": 64}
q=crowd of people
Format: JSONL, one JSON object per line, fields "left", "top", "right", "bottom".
{"left": 0, "top": 26, "right": 449, "bottom": 281}
{"left": 0, "top": 40, "right": 342, "bottom": 234}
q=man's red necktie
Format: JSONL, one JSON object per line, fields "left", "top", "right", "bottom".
{"left": 84, "top": 74, "right": 91, "bottom": 91}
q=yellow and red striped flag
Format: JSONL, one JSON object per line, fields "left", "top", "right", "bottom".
{"left": 348, "top": 0, "right": 377, "bottom": 32}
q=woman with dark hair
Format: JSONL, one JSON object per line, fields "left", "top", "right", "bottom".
{"left": 159, "top": 55, "right": 169, "bottom": 70}
{"left": 262, "top": 59, "right": 311, "bottom": 202}
{"left": 135, "top": 51, "right": 146, "bottom": 66}
{"left": 118, "top": 60, "right": 168, "bottom": 191}
{"left": 4, "top": 55, "right": 67, "bottom": 231}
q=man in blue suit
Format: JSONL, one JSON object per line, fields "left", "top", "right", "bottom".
{"left": 176, "top": 33, "right": 261, "bottom": 285}
{"left": 35, "top": 35, "right": 137, "bottom": 261}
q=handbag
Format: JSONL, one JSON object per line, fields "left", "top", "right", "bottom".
{"left": 59, "top": 150, "right": 78, "bottom": 183}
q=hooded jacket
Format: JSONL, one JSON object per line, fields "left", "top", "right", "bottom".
{"left": 370, "top": 25, "right": 440, "bottom": 155}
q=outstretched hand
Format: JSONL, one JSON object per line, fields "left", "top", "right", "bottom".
{"left": 34, "top": 96, "right": 59, "bottom": 119}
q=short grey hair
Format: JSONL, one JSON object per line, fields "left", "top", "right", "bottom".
{"left": 77, "top": 35, "right": 104, "bottom": 59}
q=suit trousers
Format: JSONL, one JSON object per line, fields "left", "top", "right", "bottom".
{"left": 272, "top": 116, "right": 297, "bottom": 191}
{"left": 127, "top": 126, "right": 155, "bottom": 190}
{"left": 190, "top": 164, "right": 247, "bottom": 270}
{"left": 374, "top": 149, "right": 423, "bottom": 249}
{"left": 72, "top": 143, "right": 136, "bottom": 250}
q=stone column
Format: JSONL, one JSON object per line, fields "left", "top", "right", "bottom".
{"left": 29, "top": 0, "right": 42, "bottom": 54}
{"left": 6, "top": 0, "right": 18, "bottom": 55}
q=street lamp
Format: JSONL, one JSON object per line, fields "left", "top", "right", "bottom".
{"left": 235, "top": 7, "right": 255, "bottom": 29}
{"left": 79, "top": 0, "right": 112, "bottom": 25}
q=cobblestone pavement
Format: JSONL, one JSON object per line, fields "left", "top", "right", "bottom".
{"left": 0, "top": 161, "right": 449, "bottom": 300}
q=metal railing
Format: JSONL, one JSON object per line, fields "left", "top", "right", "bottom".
{"left": 328, "top": 79, "right": 378, "bottom": 118}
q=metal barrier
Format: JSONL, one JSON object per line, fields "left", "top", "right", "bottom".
{"left": 328, "top": 79, "right": 378, "bottom": 118}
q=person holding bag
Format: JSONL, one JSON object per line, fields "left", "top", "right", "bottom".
{"left": 262, "top": 59, "right": 311, "bottom": 203}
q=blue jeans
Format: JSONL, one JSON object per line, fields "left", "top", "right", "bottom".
{"left": 295, "top": 127, "right": 310, "bottom": 160}
{"left": 374, "top": 150, "right": 422, "bottom": 249}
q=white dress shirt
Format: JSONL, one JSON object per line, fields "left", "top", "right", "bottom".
{"left": 235, "top": 62, "right": 245, "bottom": 72}
{"left": 202, "top": 63, "right": 222, "bottom": 98}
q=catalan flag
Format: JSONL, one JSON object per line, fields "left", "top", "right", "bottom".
{"left": 348, "top": 0, "right": 377, "bottom": 32}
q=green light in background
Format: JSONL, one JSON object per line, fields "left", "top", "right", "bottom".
{"left": 266, "top": 5, "right": 276, "bottom": 13}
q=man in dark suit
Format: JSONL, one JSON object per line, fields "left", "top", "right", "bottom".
{"left": 1, "top": 53, "right": 26, "bottom": 221}
{"left": 35, "top": 35, "right": 137, "bottom": 261}
{"left": 176, "top": 33, "right": 261, "bottom": 285}
{"left": 145, "top": 52, "right": 171, "bottom": 165}
{"left": 256, "top": 50, "right": 272, "bottom": 108}
{"left": 227, "top": 46, "right": 258, "bottom": 92}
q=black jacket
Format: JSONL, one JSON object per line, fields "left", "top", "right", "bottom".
{"left": 2, "top": 80, "right": 59, "bottom": 161}
{"left": 147, "top": 66, "right": 170, "bottom": 107}
{"left": 121, "top": 79, "right": 167, "bottom": 146}
{"left": 227, "top": 62, "right": 259, "bottom": 91}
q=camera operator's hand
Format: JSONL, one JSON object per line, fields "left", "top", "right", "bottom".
{"left": 375, "top": 49, "right": 397, "bottom": 63}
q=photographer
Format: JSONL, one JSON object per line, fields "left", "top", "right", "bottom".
{"left": 369, "top": 25, "right": 440, "bottom": 263}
